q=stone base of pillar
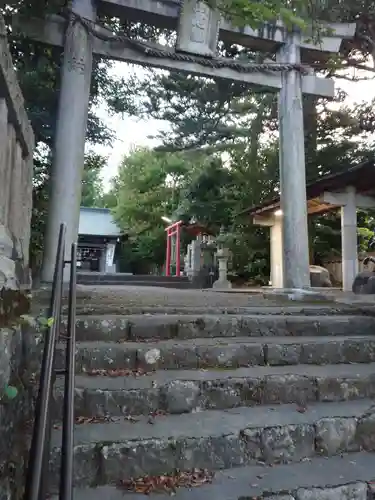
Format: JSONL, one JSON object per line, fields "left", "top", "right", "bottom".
{"left": 212, "top": 278, "right": 232, "bottom": 289}
{"left": 266, "top": 287, "right": 330, "bottom": 302}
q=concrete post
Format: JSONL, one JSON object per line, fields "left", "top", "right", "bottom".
{"left": 105, "top": 242, "right": 116, "bottom": 272}
{"left": 277, "top": 31, "right": 310, "bottom": 289}
{"left": 254, "top": 213, "right": 284, "bottom": 288}
{"left": 341, "top": 186, "right": 358, "bottom": 291}
{"left": 213, "top": 248, "right": 231, "bottom": 289}
{"left": 99, "top": 246, "right": 106, "bottom": 273}
{"left": 270, "top": 214, "right": 284, "bottom": 288}
{"left": 191, "top": 238, "right": 201, "bottom": 276}
{"left": 41, "top": 0, "right": 96, "bottom": 282}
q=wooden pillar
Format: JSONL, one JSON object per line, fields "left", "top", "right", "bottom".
{"left": 176, "top": 223, "right": 181, "bottom": 277}
{"left": 166, "top": 229, "right": 171, "bottom": 276}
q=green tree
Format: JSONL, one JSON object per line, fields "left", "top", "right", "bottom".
{"left": 81, "top": 152, "right": 106, "bottom": 208}
{"left": 113, "top": 148, "right": 209, "bottom": 271}
{"left": 112, "top": 93, "right": 375, "bottom": 282}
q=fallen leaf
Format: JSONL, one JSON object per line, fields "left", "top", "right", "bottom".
{"left": 149, "top": 409, "right": 168, "bottom": 418}
{"left": 296, "top": 405, "right": 307, "bottom": 413}
{"left": 75, "top": 415, "right": 119, "bottom": 425}
{"left": 124, "top": 415, "right": 139, "bottom": 423}
{"left": 85, "top": 368, "right": 149, "bottom": 377}
{"left": 118, "top": 469, "right": 214, "bottom": 494}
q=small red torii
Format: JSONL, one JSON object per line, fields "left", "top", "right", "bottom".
{"left": 165, "top": 220, "right": 182, "bottom": 277}
{"left": 165, "top": 220, "right": 213, "bottom": 277}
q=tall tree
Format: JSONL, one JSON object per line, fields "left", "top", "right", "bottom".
{"left": 81, "top": 152, "right": 106, "bottom": 208}
{"left": 113, "top": 148, "right": 208, "bottom": 271}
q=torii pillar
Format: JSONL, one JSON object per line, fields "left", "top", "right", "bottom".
{"left": 321, "top": 188, "right": 375, "bottom": 291}
{"left": 277, "top": 30, "right": 310, "bottom": 288}
{"left": 41, "top": 0, "right": 96, "bottom": 282}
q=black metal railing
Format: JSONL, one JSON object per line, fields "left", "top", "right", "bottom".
{"left": 24, "top": 223, "right": 78, "bottom": 500}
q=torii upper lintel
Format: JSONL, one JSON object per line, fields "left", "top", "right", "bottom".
{"left": 98, "top": 0, "right": 356, "bottom": 56}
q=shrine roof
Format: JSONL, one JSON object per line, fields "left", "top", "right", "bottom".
{"left": 184, "top": 222, "right": 215, "bottom": 236}
{"left": 79, "top": 207, "right": 122, "bottom": 238}
{"left": 242, "top": 159, "right": 375, "bottom": 218}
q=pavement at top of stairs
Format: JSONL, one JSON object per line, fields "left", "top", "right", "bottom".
{"left": 32, "top": 283, "right": 375, "bottom": 314}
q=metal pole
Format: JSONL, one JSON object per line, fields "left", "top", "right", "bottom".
{"left": 59, "top": 243, "right": 77, "bottom": 500}
{"left": 39, "top": 252, "right": 64, "bottom": 499}
{"left": 277, "top": 30, "right": 310, "bottom": 288}
{"left": 24, "top": 224, "right": 66, "bottom": 500}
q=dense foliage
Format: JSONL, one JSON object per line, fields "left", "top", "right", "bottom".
{"left": 109, "top": 96, "right": 375, "bottom": 280}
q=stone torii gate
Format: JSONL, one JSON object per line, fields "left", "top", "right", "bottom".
{"left": 17, "top": 0, "right": 355, "bottom": 287}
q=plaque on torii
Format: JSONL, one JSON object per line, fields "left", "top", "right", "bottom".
{"left": 15, "top": 0, "right": 356, "bottom": 289}
{"left": 175, "top": 0, "right": 220, "bottom": 57}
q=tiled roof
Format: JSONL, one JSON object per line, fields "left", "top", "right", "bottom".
{"left": 79, "top": 207, "right": 121, "bottom": 237}
{"left": 241, "top": 159, "right": 375, "bottom": 217}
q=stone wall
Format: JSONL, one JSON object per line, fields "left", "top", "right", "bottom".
{"left": 0, "top": 13, "right": 36, "bottom": 499}
{"left": 0, "top": 14, "right": 34, "bottom": 287}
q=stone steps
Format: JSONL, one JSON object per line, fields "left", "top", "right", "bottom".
{"left": 53, "top": 363, "right": 375, "bottom": 417}
{"left": 52, "top": 451, "right": 375, "bottom": 499}
{"left": 48, "top": 299, "right": 375, "bottom": 499}
{"left": 65, "top": 314, "right": 375, "bottom": 342}
{"left": 49, "top": 399, "right": 375, "bottom": 489}
{"left": 76, "top": 273, "right": 193, "bottom": 289}
{"left": 76, "top": 280, "right": 194, "bottom": 289}
{"left": 69, "top": 304, "right": 374, "bottom": 316}
{"left": 55, "top": 335, "right": 375, "bottom": 372}
{"left": 77, "top": 273, "right": 190, "bottom": 285}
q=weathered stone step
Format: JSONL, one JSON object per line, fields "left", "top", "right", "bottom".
{"left": 76, "top": 273, "right": 190, "bottom": 283}
{"left": 55, "top": 335, "right": 375, "bottom": 373}
{"left": 71, "top": 305, "right": 375, "bottom": 317}
{"left": 69, "top": 304, "right": 369, "bottom": 316}
{"left": 35, "top": 303, "right": 364, "bottom": 318}
{"left": 52, "top": 451, "right": 375, "bottom": 499}
{"left": 49, "top": 399, "right": 375, "bottom": 488}
{"left": 76, "top": 280, "right": 193, "bottom": 289}
{"left": 65, "top": 314, "right": 375, "bottom": 342}
{"left": 54, "top": 363, "right": 375, "bottom": 417}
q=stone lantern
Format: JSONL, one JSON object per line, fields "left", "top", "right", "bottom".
{"left": 213, "top": 227, "right": 232, "bottom": 289}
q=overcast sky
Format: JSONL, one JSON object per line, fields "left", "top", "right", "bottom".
{"left": 92, "top": 62, "right": 375, "bottom": 190}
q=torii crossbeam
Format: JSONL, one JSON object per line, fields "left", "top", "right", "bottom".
{"left": 16, "top": 0, "right": 355, "bottom": 288}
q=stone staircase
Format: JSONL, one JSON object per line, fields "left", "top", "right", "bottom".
{"left": 47, "top": 287, "right": 375, "bottom": 499}
{"left": 76, "top": 272, "right": 192, "bottom": 288}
